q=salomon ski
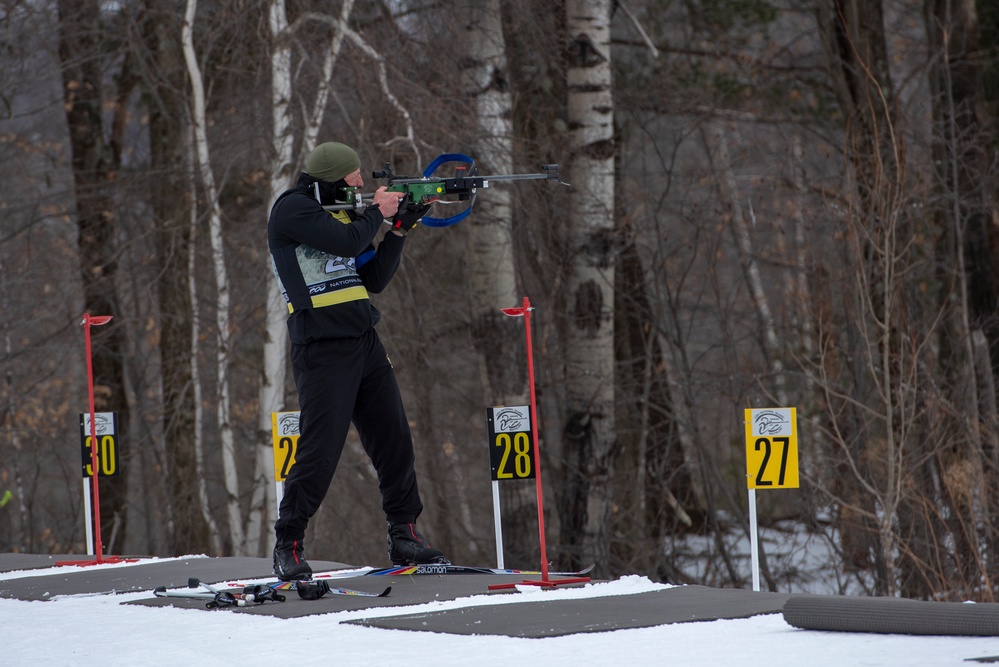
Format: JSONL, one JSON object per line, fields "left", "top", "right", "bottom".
{"left": 353, "top": 563, "right": 596, "bottom": 577}
{"left": 227, "top": 563, "right": 594, "bottom": 587}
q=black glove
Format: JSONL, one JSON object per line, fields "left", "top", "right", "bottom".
{"left": 391, "top": 203, "right": 431, "bottom": 234}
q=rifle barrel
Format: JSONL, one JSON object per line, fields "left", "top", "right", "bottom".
{"left": 322, "top": 165, "right": 566, "bottom": 212}
{"left": 477, "top": 172, "right": 555, "bottom": 182}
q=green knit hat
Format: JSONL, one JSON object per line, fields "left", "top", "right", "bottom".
{"left": 305, "top": 142, "right": 361, "bottom": 182}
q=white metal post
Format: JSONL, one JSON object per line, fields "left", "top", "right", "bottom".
{"left": 83, "top": 478, "right": 94, "bottom": 556}
{"left": 748, "top": 487, "right": 760, "bottom": 592}
{"left": 491, "top": 479, "right": 505, "bottom": 569}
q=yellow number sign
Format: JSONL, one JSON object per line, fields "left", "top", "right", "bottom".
{"left": 486, "top": 406, "right": 536, "bottom": 481}
{"left": 271, "top": 412, "right": 300, "bottom": 482}
{"left": 79, "top": 412, "right": 120, "bottom": 478}
{"left": 744, "top": 407, "right": 799, "bottom": 489}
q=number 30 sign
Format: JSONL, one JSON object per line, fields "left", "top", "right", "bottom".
{"left": 744, "top": 407, "right": 799, "bottom": 489}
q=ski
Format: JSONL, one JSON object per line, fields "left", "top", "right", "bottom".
{"left": 319, "top": 584, "right": 392, "bottom": 598}
{"left": 346, "top": 563, "right": 596, "bottom": 577}
{"left": 153, "top": 579, "right": 285, "bottom": 609}
{"left": 269, "top": 580, "right": 392, "bottom": 600}
{"left": 153, "top": 587, "right": 261, "bottom": 609}
{"left": 217, "top": 563, "right": 594, "bottom": 597}
{"left": 288, "top": 562, "right": 596, "bottom": 580}
{"left": 153, "top": 577, "right": 387, "bottom": 608}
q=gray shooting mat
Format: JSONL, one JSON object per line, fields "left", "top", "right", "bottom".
{"left": 345, "top": 584, "right": 793, "bottom": 637}
{"left": 0, "top": 554, "right": 348, "bottom": 601}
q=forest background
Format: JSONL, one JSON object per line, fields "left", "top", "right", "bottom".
{"left": 2, "top": 0, "right": 998, "bottom": 601}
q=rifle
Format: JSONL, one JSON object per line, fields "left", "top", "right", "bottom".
{"left": 325, "top": 153, "right": 568, "bottom": 227}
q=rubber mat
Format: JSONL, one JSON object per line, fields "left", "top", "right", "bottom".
{"left": 0, "top": 555, "right": 348, "bottom": 601}
{"left": 346, "top": 584, "right": 792, "bottom": 637}
{"left": 783, "top": 594, "right": 999, "bottom": 636}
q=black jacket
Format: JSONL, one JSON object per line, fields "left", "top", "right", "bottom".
{"left": 268, "top": 173, "right": 405, "bottom": 344}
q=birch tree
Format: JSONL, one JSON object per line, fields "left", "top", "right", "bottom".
{"left": 458, "top": 1, "right": 523, "bottom": 399}
{"left": 252, "top": 0, "right": 296, "bottom": 560}
{"left": 183, "top": 126, "right": 222, "bottom": 555}
{"left": 451, "top": 0, "right": 538, "bottom": 564}
{"left": 705, "top": 124, "right": 785, "bottom": 404}
{"left": 182, "top": 0, "right": 241, "bottom": 553}
{"left": 253, "top": 0, "right": 357, "bottom": 557}
{"left": 561, "top": 0, "right": 617, "bottom": 574}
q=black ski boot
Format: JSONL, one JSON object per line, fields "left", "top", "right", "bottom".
{"left": 273, "top": 537, "right": 312, "bottom": 581}
{"left": 387, "top": 522, "right": 450, "bottom": 565}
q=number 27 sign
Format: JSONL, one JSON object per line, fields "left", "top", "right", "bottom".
{"left": 744, "top": 407, "right": 799, "bottom": 489}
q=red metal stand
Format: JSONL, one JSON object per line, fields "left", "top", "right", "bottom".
{"left": 488, "top": 297, "right": 591, "bottom": 591}
{"left": 57, "top": 314, "right": 133, "bottom": 568}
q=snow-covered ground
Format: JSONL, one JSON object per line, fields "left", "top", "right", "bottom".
{"left": 678, "top": 516, "right": 868, "bottom": 595}
{"left": 1, "top": 557, "right": 997, "bottom": 667}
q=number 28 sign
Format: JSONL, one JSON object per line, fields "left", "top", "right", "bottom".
{"left": 486, "top": 406, "right": 536, "bottom": 481}
{"left": 744, "top": 407, "right": 799, "bottom": 489}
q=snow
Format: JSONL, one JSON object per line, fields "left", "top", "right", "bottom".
{"left": 2, "top": 558, "right": 997, "bottom": 666}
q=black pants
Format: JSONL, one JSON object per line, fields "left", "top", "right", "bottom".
{"left": 275, "top": 328, "right": 423, "bottom": 542}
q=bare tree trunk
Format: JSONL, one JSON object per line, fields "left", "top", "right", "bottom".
{"left": 705, "top": 124, "right": 785, "bottom": 403}
{"left": 57, "top": 0, "right": 131, "bottom": 553}
{"left": 182, "top": 0, "right": 242, "bottom": 554}
{"left": 974, "top": 330, "right": 999, "bottom": 485}
{"left": 459, "top": 0, "right": 524, "bottom": 401}
{"left": 818, "top": 0, "right": 906, "bottom": 595}
{"left": 0, "top": 253, "right": 29, "bottom": 548}
{"left": 141, "top": 2, "right": 207, "bottom": 555}
{"left": 302, "top": 1, "right": 355, "bottom": 149}
{"left": 455, "top": 0, "right": 533, "bottom": 567}
{"left": 561, "top": 0, "right": 616, "bottom": 575}
{"left": 253, "top": 0, "right": 296, "bottom": 560}
{"left": 615, "top": 236, "right": 699, "bottom": 579}
{"left": 183, "top": 125, "right": 223, "bottom": 556}
{"left": 788, "top": 132, "right": 822, "bottom": 481}
{"left": 926, "top": 0, "right": 995, "bottom": 597}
